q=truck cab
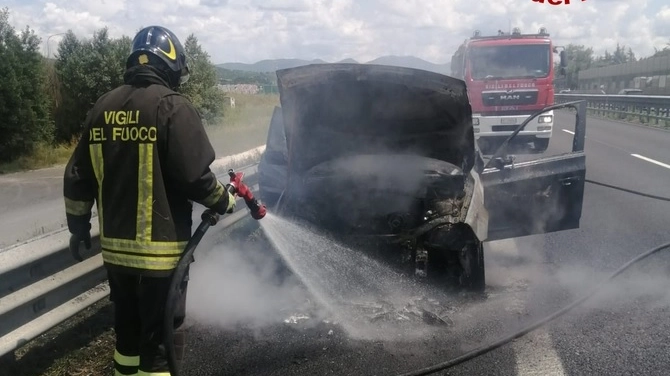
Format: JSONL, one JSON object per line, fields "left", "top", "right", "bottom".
{"left": 451, "top": 28, "right": 568, "bottom": 154}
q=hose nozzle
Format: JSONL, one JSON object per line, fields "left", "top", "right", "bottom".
{"left": 248, "top": 199, "right": 267, "bottom": 220}
{"left": 228, "top": 168, "right": 266, "bottom": 220}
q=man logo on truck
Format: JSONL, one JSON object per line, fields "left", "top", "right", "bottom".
{"left": 500, "top": 94, "right": 521, "bottom": 100}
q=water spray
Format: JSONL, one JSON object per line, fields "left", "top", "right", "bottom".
{"left": 164, "top": 169, "right": 266, "bottom": 376}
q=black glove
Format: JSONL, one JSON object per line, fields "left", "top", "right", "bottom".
{"left": 69, "top": 232, "right": 91, "bottom": 262}
{"left": 67, "top": 213, "right": 92, "bottom": 262}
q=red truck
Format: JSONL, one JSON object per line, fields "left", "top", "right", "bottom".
{"left": 451, "top": 27, "right": 567, "bottom": 153}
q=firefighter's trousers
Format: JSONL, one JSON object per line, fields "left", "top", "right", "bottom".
{"left": 107, "top": 268, "right": 188, "bottom": 376}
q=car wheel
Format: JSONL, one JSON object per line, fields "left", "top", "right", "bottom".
{"left": 459, "top": 241, "right": 485, "bottom": 293}
{"left": 534, "top": 138, "right": 549, "bottom": 153}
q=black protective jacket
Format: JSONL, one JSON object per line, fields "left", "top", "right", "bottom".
{"left": 63, "top": 65, "right": 233, "bottom": 277}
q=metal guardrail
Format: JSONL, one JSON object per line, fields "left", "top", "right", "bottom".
{"left": 0, "top": 163, "right": 261, "bottom": 359}
{"left": 555, "top": 93, "right": 670, "bottom": 126}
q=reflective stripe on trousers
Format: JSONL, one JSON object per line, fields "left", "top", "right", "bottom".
{"left": 114, "top": 349, "right": 139, "bottom": 376}
{"left": 137, "top": 371, "right": 171, "bottom": 376}
{"left": 114, "top": 370, "right": 172, "bottom": 376}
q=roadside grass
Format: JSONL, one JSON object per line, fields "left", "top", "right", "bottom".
{"left": 0, "top": 93, "right": 279, "bottom": 175}
{"left": 210, "top": 93, "right": 279, "bottom": 130}
{"left": 0, "top": 141, "right": 77, "bottom": 175}
{"left": 205, "top": 93, "right": 279, "bottom": 156}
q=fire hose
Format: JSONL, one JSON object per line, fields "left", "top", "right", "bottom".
{"left": 397, "top": 179, "right": 670, "bottom": 376}
{"left": 164, "top": 169, "right": 266, "bottom": 376}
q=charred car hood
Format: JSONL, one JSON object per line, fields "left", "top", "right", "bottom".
{"left": 276, "top": 63, "right": 476, "bottom": 177}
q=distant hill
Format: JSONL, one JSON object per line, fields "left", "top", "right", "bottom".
{"left": 366, "top": 55, "right": 451, "bottom": 75}
{"left": 219, "top": 58, "right": 328, "bottom": 73}
{"left": 216, "top": 55, "right": 451, "bottom": 75}
{"left": 336, "top": 58, "right": 359, "bottom": 64}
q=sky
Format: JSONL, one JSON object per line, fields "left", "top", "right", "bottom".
{"left": 5, "top": 0, "right": 670, "bottom": 65}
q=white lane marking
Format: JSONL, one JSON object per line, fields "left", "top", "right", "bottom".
{"left": 631, "top": 154, "right": 670, "bottom": 170}
{"left": 566, "top": 133, "right": 670, "bottom": 171}
{"left": 514, "top": 329, "right": 567, "bottom": 376}
{"left": 562, "top": 128, "right": 648, "bottom": 156}
{"left": 562, "top": 129, "right": 670, "bottom": 171}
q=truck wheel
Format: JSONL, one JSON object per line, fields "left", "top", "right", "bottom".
{"left": 534, "top": 138, "right": 549, "bottom": 153}
{"left": 459, "top": 242, "right": 485, "bottom": 293}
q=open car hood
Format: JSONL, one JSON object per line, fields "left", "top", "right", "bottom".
{"left": 276, "top": 63, "right": 476, "bottom": 177}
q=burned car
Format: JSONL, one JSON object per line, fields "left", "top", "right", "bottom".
{"left": 258, "top": 63, "right": 586, "bottom": 292}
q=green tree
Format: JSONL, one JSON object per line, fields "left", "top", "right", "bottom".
{"left": 0, "top": 7, "right": 54, "bottom": 162}
{"left": 593, "top": 44, "right": 637, "bottom": 67}
{"left": 558, "top": 44, "right": 594, "bottom": 89}
{"left": 650, "top": 43, "right": 670, "bottom": 58}
{"left": 54, "top": 28, "right": 129, "bottom": 141}
{"left": 179, "top": 34, "right": 226, "bottom": 123}
{"left": 54, "top": 28, "right": 230, "bottom": 140}
{"left": 612, "top": 43, "right": 627, "bottom": 64}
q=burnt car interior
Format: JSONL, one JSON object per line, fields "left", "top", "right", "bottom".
{"left": 257, "top": 63, "right": 586, "bottom": 292}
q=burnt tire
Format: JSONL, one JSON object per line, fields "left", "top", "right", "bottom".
{"left": 459, "top": 242, "right": 485, "bottom": 293}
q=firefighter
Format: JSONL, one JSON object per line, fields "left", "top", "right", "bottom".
{"left": 63, "top": 25, "right": 236, "bottom": 376}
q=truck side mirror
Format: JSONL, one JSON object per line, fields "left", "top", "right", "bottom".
{"left": 559, "top": 50, "right": 567, "bottom": 68}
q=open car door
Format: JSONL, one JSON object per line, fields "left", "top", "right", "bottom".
{"left": 480, "top": 101, "right": 587, "bottom": 241}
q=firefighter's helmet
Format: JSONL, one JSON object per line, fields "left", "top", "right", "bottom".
{"left": 127, "top": 25, "right": 190, "bottom": 86}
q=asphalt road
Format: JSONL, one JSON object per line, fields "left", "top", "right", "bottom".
{"left": 181, "top": 113, "right": 670, "bottom": 376}
{"left": 0, "top": 165, "right": 77, "bottom": 249}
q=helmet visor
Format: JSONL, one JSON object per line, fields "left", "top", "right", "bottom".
{"left": 179, "top": 66, "right": 190, "bottom": 85}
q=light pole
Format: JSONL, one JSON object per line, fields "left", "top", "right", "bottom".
{"left": 45, "top": 33, "right": 66, "bottom": 59}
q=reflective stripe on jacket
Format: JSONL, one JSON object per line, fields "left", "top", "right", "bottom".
{"left": 63, "top": 65, "right": 233, "bottom": 277}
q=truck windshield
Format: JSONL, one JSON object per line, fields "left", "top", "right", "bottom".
{"left": 469, "top": 44, "right": 551, "bottom": 80}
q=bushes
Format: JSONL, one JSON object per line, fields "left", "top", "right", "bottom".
{"left": 0, "top": 7, "right": 227, "bottom": 169}
{"left": 0, "top": 8, "right": 54, "bottom": 162}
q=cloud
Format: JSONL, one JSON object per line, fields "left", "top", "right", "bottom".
{"left": 5, "top": 0, "right": 669, "bottom": 64}
{"left": 654, "top": 6, "right": 670, "bottom": 36}
{"left": 252, "top": 0, "right": 310, "bottom": 12}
